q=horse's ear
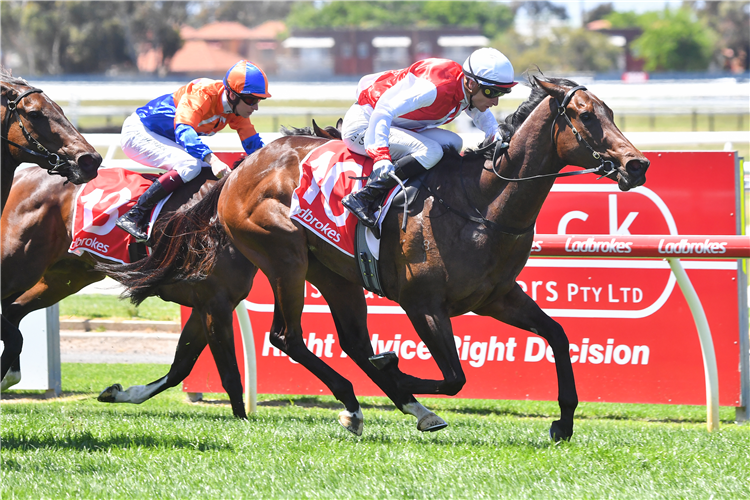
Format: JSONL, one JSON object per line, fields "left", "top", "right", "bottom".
{"left": 312, "top": 119, "right": 326, "bottom": 137}
{"left": 336, "top": 118, "right": 343, "bottom": 131}
{"left": 534, "top": 77, "right": 566, "bottom": 104}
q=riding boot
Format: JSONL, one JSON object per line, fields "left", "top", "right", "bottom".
{"left": 342, "top": 155, "right": 426, "bottom": 229}
{"left": 115, "top": 180, "right": 169, "bottom": 242}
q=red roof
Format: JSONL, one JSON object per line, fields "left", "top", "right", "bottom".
{"left": 169, "top": 40, "right": 243, "bottom": 75}
{"left": 193, "top": 22, "right": 257, "bottom": 41}
{"left": 246, "top": 21, "right": 286, "bottom": 40}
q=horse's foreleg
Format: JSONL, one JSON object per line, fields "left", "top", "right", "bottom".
{"left": 98, "top": 310, "right": 209, "bottom": 408}
{"left": 378, "top": 308, "right": 467, "bottom": 397}
{"left": 306, "top": 262, "right": 446, "bottom": 432}
{"left": 475, "top": 284, "right": 578, "bottom": 441}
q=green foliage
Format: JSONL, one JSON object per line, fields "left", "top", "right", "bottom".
{"left": 606, "top": 7, "right": 719, "bottom": 72}
{"left": 495, "top": 28, "right": 621, "bottom": 73}
{"left": 633, "top": 8, "right": 717, "bottom": 72}
{"left": 0, "top": 1, "right": 186, "bottom": 75}
{"left": 58, "top": 294, "right": 180, "bottom": 322}
{"left": 2, "top": 363, "right": 748, "bottom": 499}
{"left": 286, "top": 1, "right": 513, "bottom": 38}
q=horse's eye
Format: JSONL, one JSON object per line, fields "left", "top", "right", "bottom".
{"left": 580, "top": 112, "right": 593, "bottom": 122}
{"left": 26, "top": 110, "right": 43, "bottom": 120}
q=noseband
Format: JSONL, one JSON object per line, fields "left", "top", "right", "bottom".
{"left": 490, "top": 85, "right": 617, "bottom": 182}
{"left": 1, "top": 86, "right": 71, "bottom": 175}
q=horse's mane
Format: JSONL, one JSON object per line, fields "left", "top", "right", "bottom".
{"left": 465, "top": 73, "right": 580, "bottom": 159}
{"left": 0, "top": 66, "right": 29, "bottom": 87}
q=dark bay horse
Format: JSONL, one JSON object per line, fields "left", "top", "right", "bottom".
{"left": 103, "top": 76, "right": 650, "bottom": 440}
{"left": 0, "top": 167, "right": 257, "bottom": 418}
{"left": 1, "top": 68, "right": 102, "bottom": 210}
{"left": 1, "top": 68, "right": 102, "bottom": 379}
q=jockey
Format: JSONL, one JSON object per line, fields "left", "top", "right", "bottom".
{"left": 115, "top": 60, "right": 271, "bottom": 242}
{"left": 341, "top": 47, "right": 516, "bottom": 230}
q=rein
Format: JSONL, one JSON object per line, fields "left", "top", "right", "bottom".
{"left": 417, "top": 86, "right": 615, "bottom": 236}
{"left": 489, "top": 85, "right": 617, "bottom": 183}
{"left": 1, "top": 86, "right": 71, "bottom": 175}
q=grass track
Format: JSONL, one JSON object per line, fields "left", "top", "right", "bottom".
{"left": 2, "top": 364, "right": 748, "bottom": 499}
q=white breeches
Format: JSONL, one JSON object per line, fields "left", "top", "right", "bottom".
{"left": 120, "top": 112, "right": 207, "bottom": 183}
{"left": 341, "top": 104, "right": 463, "bottom": 169}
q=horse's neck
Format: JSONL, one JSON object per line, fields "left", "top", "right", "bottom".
{"left": 484, "top": 100, "right": 562, "bottom": 230}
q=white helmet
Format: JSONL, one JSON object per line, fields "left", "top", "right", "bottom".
{"left": 463, "top": 48, "right": 517, "bottom": 94}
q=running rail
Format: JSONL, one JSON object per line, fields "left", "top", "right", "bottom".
{"left": 533, "top": 234, "right": 750, "bottom": 431}
{"left": 234, "top": 233, "right": 749, "bottom": 430}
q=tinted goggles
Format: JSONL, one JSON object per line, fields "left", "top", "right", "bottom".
{"left": 480, "top": 85, "right": 512, "bottom": 98}
{"left": 237, "top": 94, "right": 262, "bottom": 106}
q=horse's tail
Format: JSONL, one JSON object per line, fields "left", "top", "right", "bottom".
{"left": 99, "top": 176, "right": 231, "bottom": 305}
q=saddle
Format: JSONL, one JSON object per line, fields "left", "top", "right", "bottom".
{"left": 355, "top": 178, "right": 423, "bottom": 297}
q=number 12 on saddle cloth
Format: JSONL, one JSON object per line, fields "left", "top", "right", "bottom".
{"left": 69, "top": 168, "right": 166, "bottom": 264}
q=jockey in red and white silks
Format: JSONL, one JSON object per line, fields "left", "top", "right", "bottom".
{"left": 116, "top": 60, "right": 271, "bottom": 242}
{"left": 341, "top": 48, "right": 517, "bottom": 232}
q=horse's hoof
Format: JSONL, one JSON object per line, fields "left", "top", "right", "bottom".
{"left": 369, "top": 351, "right": 398, "bottom": 370}
{"left": 1, "top": 370, "right": 22, "bottom": 391}
{"left": 97, "top": 383, "right": 122, "bottom": 403}
{"left": 549, "top": 420, "right": 573, "bottom": 442}
{"left": 417, "top": 412, "right": 448, "bottom": 432}
{"left": 338, "top": 407, "right": 364, "bottom": 436}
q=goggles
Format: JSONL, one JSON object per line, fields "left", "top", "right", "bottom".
{"left": 480, "top": 85, "right": 512, "bottom": 98}
{"left": 239, "top": 94, "right": 263, "bottom": 106}
{"left": 230, "top": 91, "right": 263, "bottom": 106}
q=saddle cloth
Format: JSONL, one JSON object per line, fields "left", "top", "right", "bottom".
{"left": 289, "top": 141, "right": 400, "bottom": 258}
{"left": 68, "top": 168, "right": 169, "bottom": 264}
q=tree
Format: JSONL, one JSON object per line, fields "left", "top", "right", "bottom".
{"left": 688, "top": 1, "right": 749, "bottom": 73}
{"left": 631, "top": 8, "right": 717, "bottom": 72}
{"left": 495, "top": 27, "right": 620, "bottom": 74}
{"left": 285, "top": 1, "right": 513, "bottom": 38}
{"left": 0, "top": 1, "right": 186, "bottom": 75}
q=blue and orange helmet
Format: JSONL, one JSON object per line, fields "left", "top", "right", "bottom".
{"left": 224, "top": 60, "right": 271, "bottom": 100}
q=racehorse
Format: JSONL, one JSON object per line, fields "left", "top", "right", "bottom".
{"left": 0, "top": 167, "right": 257, "bottom": 417}
{"left": 102, "top": 75, "right": 650, "bottom": 440}
{"left": 1, "top": 68, "right": 102, "bottom": 378}
{"left": 1, "top": 128, "right": 439, "bottom": 434}
{"left": 1, "top": 67, "right": 101, "bottom": 210}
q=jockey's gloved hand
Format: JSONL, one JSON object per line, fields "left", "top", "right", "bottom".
{"left": 372, "top": 159, "right": 395, "bottom": 180}
{"left": 207, "top": 153, "right": 231, "bottom": 179}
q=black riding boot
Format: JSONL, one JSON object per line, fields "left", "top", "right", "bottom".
{"left": 115, "top": 180, "right": 169, "bottom": 242}
{"left": 342, "top": 155, "right": 426, "bottom": 229}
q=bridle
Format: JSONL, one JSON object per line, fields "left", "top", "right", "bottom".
{"left": 489, "top": 85, "right": 617, "bottom": 183}
{"left": 419, "top": 86, "right": 618, "bottom": 236}
{"left": 1, "top": 85, "right": 71, "bottom": 175}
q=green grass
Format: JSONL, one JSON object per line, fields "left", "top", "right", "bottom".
{"left": 2, "top": 363, "right": 749, "bottom": 499}
{"left": 59, "top": 294, "right": 180, "bottom": 322}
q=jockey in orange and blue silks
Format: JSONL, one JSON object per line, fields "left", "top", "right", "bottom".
{"left": 116, "top": 60, "right": 271, "bottom": 242}
{"left": 341, "top": 48, "right": 517, "bottom": 231}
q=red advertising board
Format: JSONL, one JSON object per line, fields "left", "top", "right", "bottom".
{"left": 183, "top": 151, "right": 746, "bottom": 407}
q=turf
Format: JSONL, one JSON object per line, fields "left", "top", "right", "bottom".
{"left": 2, "top": 363, "right": 748, "bottom": 499}
{"left": 59, "top": 294, "right": 180, "bottom": 322}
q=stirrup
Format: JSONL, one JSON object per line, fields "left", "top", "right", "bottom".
{"left": 116, "top": 214, "right": 149, "bottom": 243}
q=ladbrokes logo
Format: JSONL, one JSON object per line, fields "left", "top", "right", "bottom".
{"left": 297, "top": 208, "right": 342, "bottom": 243}
{"left": 70, "top": 235, "right": 110, "bottom": 254}
{"left": 657, "top": 238, "right": 727, "bottom": 255}
{"left": 564, "top": 236, "right": 633, "bottom": 254}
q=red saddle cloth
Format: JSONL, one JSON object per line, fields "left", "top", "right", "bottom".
{"left": 69, "top": 168, "right": 162, "bottom": 264}
{"left": 289, "top": 141, "right": 375, "bottom": 257}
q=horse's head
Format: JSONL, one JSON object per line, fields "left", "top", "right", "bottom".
{"left": 534, "top": 77, "right": 649, "bottom": 191}
{"left": 1, "top": 79, "right": 101, "bottom": 184}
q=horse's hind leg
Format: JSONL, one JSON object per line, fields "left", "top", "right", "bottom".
{"left": 1, "top": 315, "right": 23, "bottom": 383}
{"left": 306, "top": 261, "right": 447, "bottom": 432}
{"left": 474, "top": 284, "right": 578, "bottom": 441}
{"left": 98, "top": 310, "right": 212, "bottom": 409}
